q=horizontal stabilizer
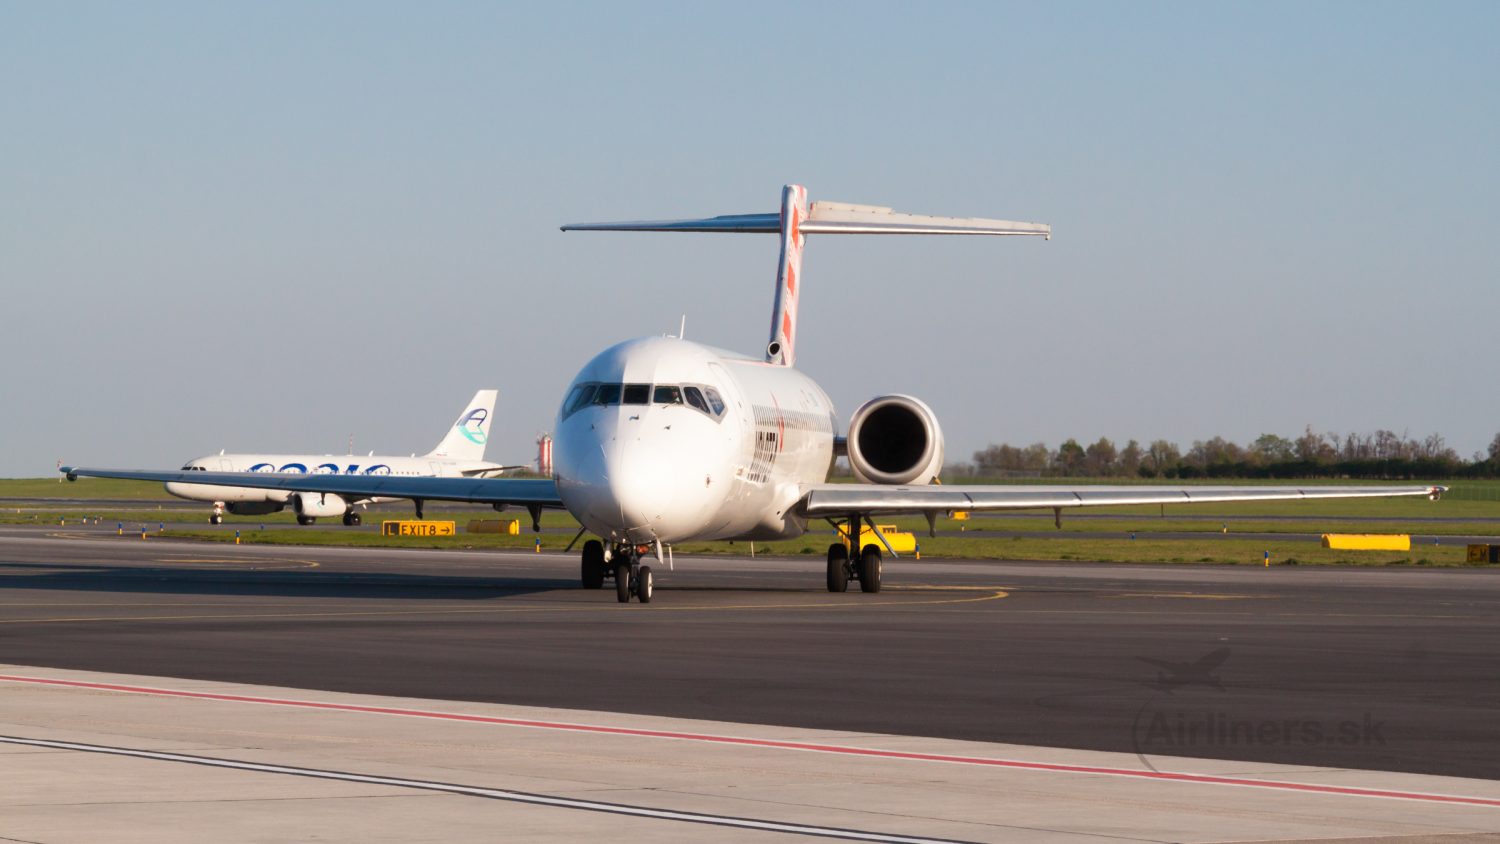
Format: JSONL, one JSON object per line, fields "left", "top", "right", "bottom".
{"left": 802, "top": 201, "right": 1049, "bottom": 238}
{"left": 561, "top": 184, "right": 1049, "bottom": 368}
{"left": 562, "top": 199, "right": 1049, "bottom": 239}
{"left": 561, "top": 213, "right": 780, "bottom": 233}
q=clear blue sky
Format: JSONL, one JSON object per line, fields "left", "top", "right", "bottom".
{"left": 3, "top": 2, "right": 1496, "bottom": 476}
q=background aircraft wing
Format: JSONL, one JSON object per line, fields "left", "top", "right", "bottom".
{"left": 61, "top": 467, "right": 563, "bottom": 508}
{"left": 798, "top": 483, "right": 1444, "bottom": 517}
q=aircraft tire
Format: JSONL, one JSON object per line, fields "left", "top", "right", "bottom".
{"left": 614, "top": 561, "right": 632, "bottom": 603}
{"left": 581, "top": 540, "right": 605, "bottom": 589}
{"left": 826, "top": 544, "right": 849, "bottom": 592}
{"left": 637, "top": 565, "right": 653, "bottom": 603}
{"left": 858, "top": 544, "right": 882, "bottom": 594}
{"left": 210, "top": 514, "right": 222, "bottom": 525}
{"left": 296, "top": 515, "right": 316, "bottom": 526}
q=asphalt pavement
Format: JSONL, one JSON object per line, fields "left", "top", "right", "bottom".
{"left": 2, "top": 524, "right": 1498, "bottom": 781}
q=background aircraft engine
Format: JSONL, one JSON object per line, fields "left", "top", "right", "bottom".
{"left": 845, "top": 395, "right": 945, "bottom": 485}
{"left": 225, "top": 502, "right": 284, "bottom": 516}
{"left": 292, "top": 491, "right": 349, "bottom": 519}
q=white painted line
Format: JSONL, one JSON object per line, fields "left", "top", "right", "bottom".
{"left": 3, "top": 673, "right": 1498, "bottom": 809}
{"left": 0, "top": 735, "right": 975, "bottom": 844}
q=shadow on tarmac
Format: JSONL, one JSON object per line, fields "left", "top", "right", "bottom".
{"left": 0, "top": 562, "right": 572, "bottom": 600}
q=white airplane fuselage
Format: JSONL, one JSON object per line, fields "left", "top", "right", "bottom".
{"left": 553, "top": 336, "right": 837, "bottom": 545}
{"left": 166, "top": 454, "right": 505, "bottom": 507}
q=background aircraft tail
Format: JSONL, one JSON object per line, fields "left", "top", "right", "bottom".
{"left": 427, "top": 389, "right": 498, "bottom": 461}
{"left": 561, "top": 185, "right": 1050, "bottom": 367}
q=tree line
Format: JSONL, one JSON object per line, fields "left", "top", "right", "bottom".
{"left": 960, "top": 427, "right": 1500, "bottom": 480}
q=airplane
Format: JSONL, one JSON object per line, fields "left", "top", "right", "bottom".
{"left": 63, "top": 185, "right": 1446, "bottom": 603}
{"left": 164, "top": 389, "right": 515, "bottom": 526}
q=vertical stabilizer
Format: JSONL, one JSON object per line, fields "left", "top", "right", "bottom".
{"left": 427, "top": 389, "right": 498, "bottom": 461}
{"left": 766, "top": 184, "right": 807, "bottom": 366}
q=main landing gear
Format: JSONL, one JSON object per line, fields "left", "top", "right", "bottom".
{"left": 341, "top": 512, "right": 362, "bottom": 526}
{"left": 296, "top": 514, "right": 316, "bottom": 526}
{"left": 580, "top": 539, "right": 653, "bottom": 603}
{"left": 826, "top": 513, "right": 882, "bottom": 593}
{"left": 826, "top": 542, "right": 882, "bottom": 593}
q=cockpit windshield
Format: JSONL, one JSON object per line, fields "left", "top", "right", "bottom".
{"left": 593, "top": 384, "right": 622, "bottom": 405}
{"left": 563, "top": 384, "right": 596, "bottom": 415}
{"left": 562, "top": 381, "right": 726, "bottom": 421}
{"left": 703, "top": 388, "right": 726, "bottom": 416}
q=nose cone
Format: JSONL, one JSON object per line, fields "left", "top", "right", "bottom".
{"left": 603, "top": 438, "right": 704, "bottom": 539}
{"left": 555, "top": 408, "right": 724, "bottom": 544}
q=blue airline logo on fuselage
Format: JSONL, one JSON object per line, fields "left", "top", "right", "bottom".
{"left": 247, "top": 463, "right": 392, "bottom": 475}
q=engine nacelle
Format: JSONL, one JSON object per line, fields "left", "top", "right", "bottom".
{"left": 226, "top": 501, "right": 285, "bottom": 516}
{"left": 292, "top": 491, "right": 349, "bottom": 519}
{"left": 845, "top": 394, "right": 945, "bottom": 485}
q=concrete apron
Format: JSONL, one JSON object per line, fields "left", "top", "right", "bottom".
{"left": 2, "top": 664, "right": 1499, "bottom": 844}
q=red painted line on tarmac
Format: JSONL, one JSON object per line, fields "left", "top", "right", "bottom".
{"left": 4, "top": 673, "right": 1498, "bottom": 809}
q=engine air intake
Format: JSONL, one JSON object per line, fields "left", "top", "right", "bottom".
{"left": 845, "top": 395, "right": 945, "bottom": 486}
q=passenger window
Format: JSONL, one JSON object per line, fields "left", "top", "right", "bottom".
{"left": 704, "top": 388, "right": 726, "bottom": 416}
{"left": 593, "top": 384, "right": 622, "bottom": 405}
{"left": 622, "top": 383, "right": 650, "bottom": 405}
{"left": 653, "top": 385, "right": 682, "bottom": 404}
{"left": 684, "top": 386, "right": 709, "bottom": 413}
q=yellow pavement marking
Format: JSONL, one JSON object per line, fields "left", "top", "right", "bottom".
{"left": 650, "top": 588, "right": 1008, "bottom": 613}
{"left": 155, "top": 557, "right": 322, "bottom": 568}
{"left": 1100, "top": 592, "right": 1269, "bottom": 600}
{"left": 888, "top": 584, "right": 1009, "bottom": 591}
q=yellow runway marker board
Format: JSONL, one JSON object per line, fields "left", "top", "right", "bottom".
{"left": 466, "top": 519, "right": 520, "bottom": 535}
{"left": 1321, "top": 534, "right": 1410, "bottom": 551}
{"left": 381, "top": 520, "right": 456, "bottom": 537}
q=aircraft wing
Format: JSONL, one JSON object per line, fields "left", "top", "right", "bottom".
{"left": 60, "top": 467, "right": 564, "bottom": 508}
{"left": 798, "top": 483, "right": 1444, "bottom": 517}
{"left": 460, "top": 465, "right": 529, "bottom": 478}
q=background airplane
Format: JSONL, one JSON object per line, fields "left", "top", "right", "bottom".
{"left": 64, "top": 186, "right": 1444, "bottom": 601}
{"left": 165, "top": 389, "right": 515, "bottom": 525}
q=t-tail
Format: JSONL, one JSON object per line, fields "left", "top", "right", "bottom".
{"left": 562, "top": 184, "right": 1050, "bottom": 366}
{"left": 427, "top": 389, "right": 498, "bottom": 461}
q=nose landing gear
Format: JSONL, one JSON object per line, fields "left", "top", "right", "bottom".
{"left": 581, "top": 540, "right": 606, "bottom": 589}
{"left": 580, "top": 540, "right": 655, "bottom": 603}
